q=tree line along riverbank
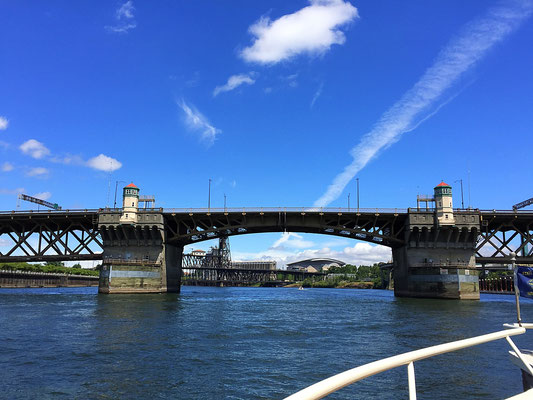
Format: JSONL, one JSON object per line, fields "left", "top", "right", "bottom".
{"left": 276, "top": 263, "right": 387, "bottom": 289}
{"left": 0, "top": 262, "right": 99, "bottom": 276}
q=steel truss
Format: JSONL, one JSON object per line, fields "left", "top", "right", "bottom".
{"left": 165, "top": 210, "right": 406, "bottom": 247}
{"left": 1, "top": 209, "right": 532, "bottom": 266}
{"left": 182, "top": 254, "right": 323, "bottom": 284}
{"left": 476, "top": 211, "right": 533, "bottom": 264}
{"left": 0, "top": 211, "right": 102, "bottom": 262}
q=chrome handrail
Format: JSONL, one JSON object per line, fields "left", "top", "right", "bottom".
{"left": 284, "top": 326, "right": 529, "bottom": 400}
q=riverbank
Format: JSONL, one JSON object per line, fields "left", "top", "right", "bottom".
{"left": 284, "top": 280, "right": 375, "bottom": 289}
{"left": 0, "top": 269, "right": 99, "bottom": 288}
{"left": 0, "top": 262, "right": 99, "bottom": 276}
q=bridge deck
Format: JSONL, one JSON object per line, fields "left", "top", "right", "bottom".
{"left": 1, "top": 208, "right": 532, "bottom": 263}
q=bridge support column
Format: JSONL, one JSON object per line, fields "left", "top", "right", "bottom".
{"left": 392, "top": 211, "right": 480, "bottom": 300}
{"left": 97, "top": 212, "right": 182, "bottom": 294}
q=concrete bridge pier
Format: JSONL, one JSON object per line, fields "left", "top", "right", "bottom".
{"left": 97, "top": 218, "right": 183, "bottom": 293}
{"left": 97, "top": 195, "right": 182, "bottom": 293}
{"left": 392, "top": 210, "right": 480, "bottom": 300}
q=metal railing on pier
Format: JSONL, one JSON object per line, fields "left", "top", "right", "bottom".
{"left": 102, "top": 258, "right": 161, "bottom": 266}
{"left": 479, "top": 276, "right": 514, "bottom": 293}
{"left": 410, "top": 262, "right": 471, "bottom": 268}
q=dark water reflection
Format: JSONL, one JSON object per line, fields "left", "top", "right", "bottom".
{"left": 1, "top": 286, "right": 532, "bottom": 399}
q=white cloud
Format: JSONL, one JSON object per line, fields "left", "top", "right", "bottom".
{"left": 241, "top": 0, "right": 358, "bottom": 64}
{"left": 314, "top": 0, "right": 533, "bottom": 207}
{"left": 86, "top": 154, "right": 122, "bottom": 172}
{"left": 20, "top": 139, "right": 50, "bottom": 159}
{"left": 279, "top": 233, "right": 315, "bottom": 249}
{"left": 233, "top": 238, "right": 391, "bottom": 268}
{"left": 284, "top": 73, "right": 299, "bottom": 88}
{"left": 231, "top": 180, "right": 237, "bottom": 188}
{"left": 2, "top": 162, "right": 13, "bottom": 172}
{"left": 17, "top": 140, "right": 123, "bottom": 173}
{"left": 117, "top": 0, "right": 134, "bottom": 19}
{"left": 0, "top": 187, "right": 25, "bottom": 195}
{"left": 213, "top": 73, "right": 256, "bottom": 97}
{"left": 33, "top": 191, "right": 52, "bottom": 201}
{"left": 50, "top": 154, "right": 85, "bottom": 165}
{"left": 0, "top": 116, "right": 8, "bottom": 130}
{"left": 178, "top": 99, "right": 221, "bottom": 146}
{"left": 106, "top": 1, "right": 137, "bottom": 33}
{"left": 322, "top": 238, "right": 350, "bottom": 248}
{"left": 310, "top": 82, "right": 324, "bottom": 108}
{"left": 26, "top": 167, "right": 49, "bottom": 177}
{"left": 272, "top": 232, "right": 315, "bottom": 249}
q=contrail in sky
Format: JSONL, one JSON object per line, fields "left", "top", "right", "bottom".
{"left": 314, "top": 0, "right": 533, "bottom": 207}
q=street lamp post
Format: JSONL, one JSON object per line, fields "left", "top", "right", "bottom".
{"left": 454, "top": 179, "right": 465, "bottom": 209}
{"left": 208, "top": 178, "right": 212, "bottom": 212}
{"left": 356, "top": 178, "right": 360, "bottom": 211}
{"left": 114, "top": 180, "right": 126, "bottom": 208}
{"left": 348, "top": 193, "right": 350, "bottom": 211}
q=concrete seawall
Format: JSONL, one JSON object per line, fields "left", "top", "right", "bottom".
{"left": 0, "top": 270, "right": 99, "bottom": 288}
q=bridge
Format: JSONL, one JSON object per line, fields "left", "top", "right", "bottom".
{"left": 1, "top": 182, "right": 532, "bottom": 299}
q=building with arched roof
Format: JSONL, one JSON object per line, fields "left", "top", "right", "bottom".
{"left": 286, "top": 258, "right": 346, "bottom": 273}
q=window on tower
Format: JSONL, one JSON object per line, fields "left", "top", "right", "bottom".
{"left": 132, "top": 202, "right": 134, "bottom": 206}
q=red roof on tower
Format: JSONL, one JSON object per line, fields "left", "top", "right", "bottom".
{"left": 436, "top": 181, "right": 450, "bottom": 187}
{"left": 125, "top": 183, "right": 138, "bottom": 188}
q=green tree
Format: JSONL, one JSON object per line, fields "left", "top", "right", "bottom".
{"left": 44, "top": 261, "right": 64, "bottom": 267}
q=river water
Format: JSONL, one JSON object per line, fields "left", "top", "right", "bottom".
{"left": 1, "top": 286, "right": 532, "bottom": 399}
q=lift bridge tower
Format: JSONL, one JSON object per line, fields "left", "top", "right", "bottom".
{"left": 204, "top": 236, "right": 231, "bottom": 269}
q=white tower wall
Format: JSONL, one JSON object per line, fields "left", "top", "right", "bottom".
{"left": 120, "top": 184, "right": 140, "bottom": 224}
{"left": 434, "top": 182, "right": 455, "bottom": 225}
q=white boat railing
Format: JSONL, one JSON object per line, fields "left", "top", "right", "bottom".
{"left": 284, "top": 326, "right": 530, "bottom": 400}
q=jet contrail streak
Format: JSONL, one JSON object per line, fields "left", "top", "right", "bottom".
{"left": 314, "top": 0, "right": 532, "bottom": 207}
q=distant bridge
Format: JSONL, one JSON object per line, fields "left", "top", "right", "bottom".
{"left": 1, "top": 207, "right": 532, "bottom": 265}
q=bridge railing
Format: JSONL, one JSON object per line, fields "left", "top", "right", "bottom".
{"left": 478, "top": 209, "right": 533, "bottom": 214}
{"left": 2, "top": 207, "right": 532, "bottom": 216}
{"left": 162, "top": 207, "right": 408, "bottom": 214}
{"left": 0, "top": 208, "right": 101, "bottom": 215}
{"left": 410, "top": 262, "right": 471, "bottom": 268}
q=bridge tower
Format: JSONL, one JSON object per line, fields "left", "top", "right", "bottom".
{"left": 98, "top": 182, "right": 182, "bottom": 294}
{"left": 392, "top": 182, "right": 480, "bottom": 299}
{"left": 434, "top": 181, "right": 455, "bottom": 225}
{"left": 119, "top": 183, "right": 139, "bottom": 224}
{"left": 218, "top": 236, "right": 231, "bottom": 269}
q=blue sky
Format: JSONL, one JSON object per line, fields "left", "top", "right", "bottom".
{"left": 1, "top": 0, "right": 532, "bottom": 266}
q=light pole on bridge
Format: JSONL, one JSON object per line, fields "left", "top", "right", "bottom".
{"left": 114, "top": 180, "right": 126, "bottom": 209}
{"left": 454, "top": 179, "right": 465, "bottom": 209}
{"left": 348, "top": 193, "right": 350, "bottom": 211}
{"left": 208, "top": 178, "right": 212, "bottom": 212}
{"left": 356, "top": 178, "right": 360, "bottom": 211}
